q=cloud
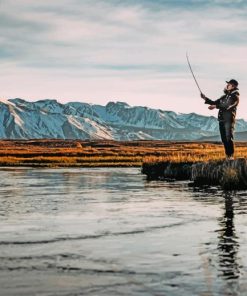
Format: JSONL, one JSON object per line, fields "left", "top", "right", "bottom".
{"left": 0, "top": 0, "right": 247, "bottom": 119}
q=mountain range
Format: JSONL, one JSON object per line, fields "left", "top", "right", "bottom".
{"left": 1, "top": 98, "right": 247, "bottom": 141}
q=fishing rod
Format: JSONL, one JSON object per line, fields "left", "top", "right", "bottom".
{"left": 186, "top": 52, "right": 203, "bottom": 94}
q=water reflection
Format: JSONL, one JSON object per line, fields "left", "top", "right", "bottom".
{"left": 1, "top": 168, "right": 247, "bottom": 296}
{"left": 190, "top": 186, "right": 243, "bottom": 284}
{"left": 217, "top": 192, "right": 240, "bottom": 280}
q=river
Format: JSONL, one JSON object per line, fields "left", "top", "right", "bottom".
{"left": 0, "top": 167, "right": 247, "bottom": 295}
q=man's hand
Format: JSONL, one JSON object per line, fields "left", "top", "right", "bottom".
{"left": 208, "top": 105, "right": 216, "bottom": 110}
{"left": 200, "top": 93, "right": 206, "bottom": 100}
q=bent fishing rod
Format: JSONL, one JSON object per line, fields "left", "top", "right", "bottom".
{"left": 186, "top": 52, "right": 203, "bottom": 95}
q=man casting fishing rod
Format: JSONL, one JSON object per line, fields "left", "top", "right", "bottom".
{"left": 186, "top": 54, "right": 240, "bottom": 160}
{"left": 201, "top": 79, "right": 239, "bottom": 160}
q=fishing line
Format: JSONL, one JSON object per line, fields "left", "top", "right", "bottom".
{"left": 186, "top": 52, "right": 203, "bottom": 94}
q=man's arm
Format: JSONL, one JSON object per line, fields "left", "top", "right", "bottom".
{"left": 201, "top": 93, "right": 221, "bottom": 106}
{"left": 226, "top": 94, "right": 239, "bottom": 110}
{"left": 215, "top": 93, "right": 239, "bottom": 110}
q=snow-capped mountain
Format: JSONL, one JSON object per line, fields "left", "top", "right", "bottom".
{"left": 1, "top": 98, "right": 247, "bottom": 140}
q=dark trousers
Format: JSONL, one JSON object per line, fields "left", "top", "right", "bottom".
{"left": 219, "top": 121, "right": 235, "bottom": 157}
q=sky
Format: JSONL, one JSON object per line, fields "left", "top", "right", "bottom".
{"left": 1, "top": 0, "right": 247, "bottom": 119}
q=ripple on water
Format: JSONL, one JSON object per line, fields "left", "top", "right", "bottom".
{"left": 0, "top": 167, "right": 247, "bottom": 296}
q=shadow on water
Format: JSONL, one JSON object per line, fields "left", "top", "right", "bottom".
{"left": 217, "top": 192, "right": 240, "bottom": 280}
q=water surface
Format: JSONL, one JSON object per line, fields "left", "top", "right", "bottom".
{"left": 0, "top": 167, "right": 247, "bottom": 295}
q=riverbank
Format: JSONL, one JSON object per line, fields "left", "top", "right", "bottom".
{"left": 142, "top": 158, "right": 247, "bottom": 190}
{"left": 0, "top": 139, "right": 247, "bottom": 167}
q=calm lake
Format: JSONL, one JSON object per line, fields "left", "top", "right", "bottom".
{"left": 0, "top": 167, "right": 247, "bottom": 296}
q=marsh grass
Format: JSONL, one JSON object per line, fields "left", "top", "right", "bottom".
{"left": 221, "top": 167, "right": 240, "bottom": 189}
{"left": 144, "top": 145, "right": 247, "bottom": 164}
{"left": 0, "top": 139, "right": 247, "bottom": 167}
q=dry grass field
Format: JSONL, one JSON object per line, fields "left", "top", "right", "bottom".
{"left": 0, "top": 139, "right": 246, "bottom": 167}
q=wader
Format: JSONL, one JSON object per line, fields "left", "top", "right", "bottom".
{"left": 219, "top": 120, "right": 235, "bottom": 157}
{"left": 204, "top": 89, "right": 239, "bottom": 158}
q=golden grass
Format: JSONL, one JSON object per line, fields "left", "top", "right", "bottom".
{"left": 143, "top": 143, "right": 247, "bottom": 164}
{"left": 0, "top": 139, "right": 247, "bottom": 167}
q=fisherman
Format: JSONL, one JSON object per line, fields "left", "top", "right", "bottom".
{"left": 201, "top": 79, "right": 240, "bottom": 160}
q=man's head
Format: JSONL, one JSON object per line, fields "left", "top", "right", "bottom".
{"left": 226, "top": 79, "right": 239, "bottom": 91}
